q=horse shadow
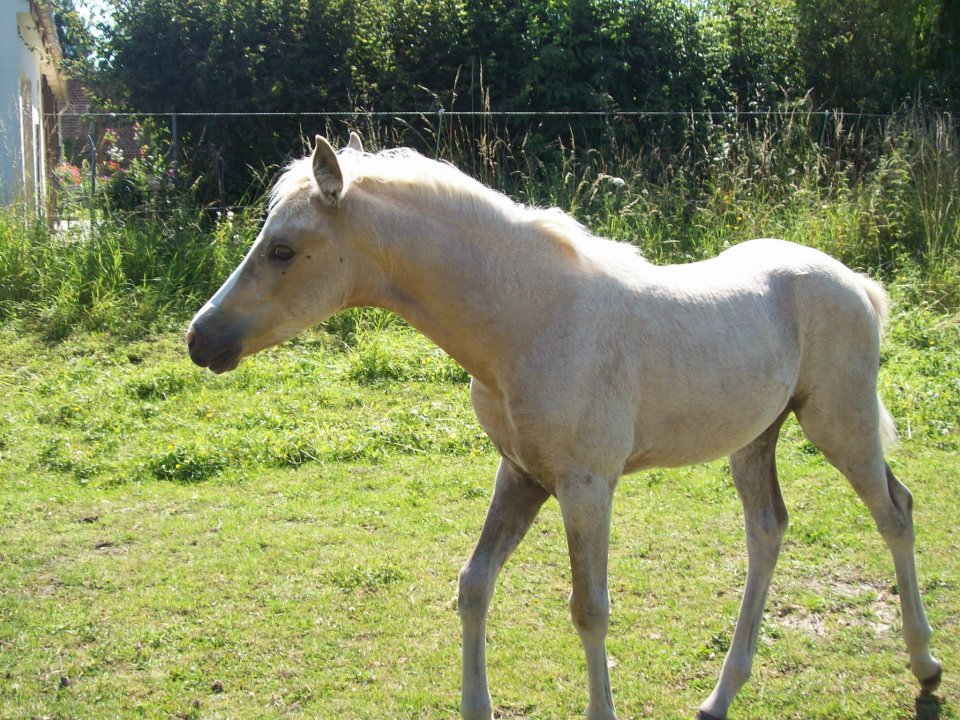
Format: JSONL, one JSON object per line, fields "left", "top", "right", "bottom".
{"left": 915, "top": 693, "right": 942, "bottom": 720}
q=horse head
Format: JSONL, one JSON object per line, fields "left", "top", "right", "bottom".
{"left": 186, "top": 133, "right": 363, "bottom": 373}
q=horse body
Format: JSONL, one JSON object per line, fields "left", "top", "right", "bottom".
{"left": 470, "top": 237, "right": 868, "bottom": 479}
{"left": 186, "top": 134, "right": 941, "bottom": 720}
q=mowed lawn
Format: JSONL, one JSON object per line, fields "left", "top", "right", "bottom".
{"left": 0, "top": 309, "right": 957, "bottom": 720}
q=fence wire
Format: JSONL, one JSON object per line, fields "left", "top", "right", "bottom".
{"left": 47, "top": 106, "right": 953, "bottom": 221}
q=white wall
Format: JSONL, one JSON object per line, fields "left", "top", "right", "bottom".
{"left": 0, "top": 0, "right": 52, "bottom": 212}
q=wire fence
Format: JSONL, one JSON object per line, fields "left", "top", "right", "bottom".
{"left": 48, "top": 106, "right": 954, "bottom": 220}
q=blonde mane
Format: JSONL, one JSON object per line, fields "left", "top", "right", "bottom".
{"left": 269, "top": 146, "right": 645, "bottom": 268}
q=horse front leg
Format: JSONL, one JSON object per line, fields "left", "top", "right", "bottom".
{"left": 557, "top": 473, "right": 618, "bottom": 720}
{"left": 459, "top": 458, "right": 549, "bottom": 720}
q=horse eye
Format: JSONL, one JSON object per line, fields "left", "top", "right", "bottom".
{"left": 268, "top": 244, "right": 295, "bottom": 262}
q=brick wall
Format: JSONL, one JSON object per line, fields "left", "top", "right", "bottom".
{"left": 60, "top": 85, "right": 139, "bottom": 169}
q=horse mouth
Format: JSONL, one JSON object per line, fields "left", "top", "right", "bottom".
{"left": 188, "top": 338, "right": 242, "bottom": 373}
{"left": 207, "top": 349, "right": 242, "bottom": 374}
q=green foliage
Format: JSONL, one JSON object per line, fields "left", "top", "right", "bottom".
{"left": 499, "top": 108, "right": 960, "bottom": 298}
{"left": 96, "top": 121, "right": 184, "bottom": 213}
{"left": 2, "top": 111, "right": 957, "bottom": 489}
{"left": 346, "top": 325, "right": 470, "bottom": 385}
{"left": 0, "top": 290, "right": 956, "bottom": 487}
{"left": 702, "top": 0, "right": 803, "bottom": 110}
{"left": 0, "top": 327, "right": 485, "bottom": 489}
{"left": 49, "top": 0, "right": 96, "bottom": 73}
{"left": 5, "top": 110, "right": 960, "bottom": 341}
{"left": 81, "top": 0, "right": 960, "bottom": 205}
{"left": 84, "top": 0, "right": 960, "bottom": 205}
{"left": 97, "top": 0, "right": 364, "bottom": 200}
{"left": 783, "top": 0, "right": 959, "bottom": 112}
{"left": 149, "top": 443, "right": 228, "bottom": 483}
{"left": 383, "top": 0, "right": 470, "bottom": 109}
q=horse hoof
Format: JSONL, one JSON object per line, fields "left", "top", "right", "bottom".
{"left": 695, "top": 711, "right": 725, "bottom": 720}
{"left": 920, "top": 665, "right": 943, "bottom": 695}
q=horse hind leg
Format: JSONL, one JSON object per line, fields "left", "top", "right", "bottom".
{"left": 883, "top": 464, "right": 943, "bottom": 693}
{"left": 698, "top": 414, "right": 789, "bottom": 720}
{"left": 795, "top": 393, "right": 942, "bottom": 693}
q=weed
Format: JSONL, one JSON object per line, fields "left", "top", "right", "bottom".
{"left": 346, "top": 325, "right": 469, "bottom": 385}
{"left": 3, "top": 110, "right": 960, "bottom": 338}
{"left": 148, "top": 444, "right": 228, "bottom": 483}
{"left": 126, "top": 367, "right": 193, "bottom": 400}
{"left": 324, "top": 564, "right": 406, "bottom": 593}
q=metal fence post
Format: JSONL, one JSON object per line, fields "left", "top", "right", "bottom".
{"left": 819, "top": 109, "right": 831, "bottom": 148}
{"left": 436, "top": 106, "right": 444, "bottom": 159}
{"left": 171, "top": 113, "right": 179, "bottom": 179}
{"left": 89, "top": 117, "right": 97, "bottom": 226}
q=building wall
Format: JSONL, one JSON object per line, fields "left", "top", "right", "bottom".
{"left": 0, "top": 0, "right": 65, "bottom": 215}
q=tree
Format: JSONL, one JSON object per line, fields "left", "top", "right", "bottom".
{"left": 928, "top": 0, "right": 959, "bottom": 111}
{"left": 794, "top": 0, "right": 937, "bottom": 112}
{"left": 50, "top": 0, "right": 96, "bottom": 76}
{"left": 708, "top": 0, "right": 803, "bottom": 110}
{"left": 96, "top": 0, "right": 365, "bottom": 201}
{"left": 88, "top": 0, "right": 958, "bottom": 205}
{"left": 382, "top": 0, "right": 469, "bottom": 109}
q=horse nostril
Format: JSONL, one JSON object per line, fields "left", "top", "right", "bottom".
{"left": 185, "top": 328, "right": 197, "bottom": 351}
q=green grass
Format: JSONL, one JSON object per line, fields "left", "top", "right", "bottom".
{"left": 0, "top": 299, "right": 957, "bottom": 719}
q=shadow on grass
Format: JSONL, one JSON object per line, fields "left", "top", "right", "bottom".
{"left": 915, "top": 693, "right": 941, "bottom": 720}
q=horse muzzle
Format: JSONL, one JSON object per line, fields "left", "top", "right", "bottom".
{"left": 186, "top": 321, "right": 244, "bottom": 374}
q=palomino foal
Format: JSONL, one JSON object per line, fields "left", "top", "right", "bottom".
{"left": 186, "top": 134, "right": 942, "bottom": 719}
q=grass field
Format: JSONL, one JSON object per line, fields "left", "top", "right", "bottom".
{"left": 1, "top": 292, "right": 957, "bottom": 719}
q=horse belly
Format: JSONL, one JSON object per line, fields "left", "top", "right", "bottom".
{"left": 624, "top": 374, "right": 793, "bottom": 473}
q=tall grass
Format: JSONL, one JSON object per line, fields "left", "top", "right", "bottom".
{"left": 494, "top": 108, "right": 960, "bottom": 294}
{"left": 1, "top": 108, "right": 958, "bottom": 340}
{"left": 0, "top": 207, "right": 258, "bottom": 339}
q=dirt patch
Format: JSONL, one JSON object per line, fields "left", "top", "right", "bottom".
{"left": 770, "top": 567, "right": 898, "bottom": 637}
{"left": 771, "top": 603, "right": 828, "bottom": 636}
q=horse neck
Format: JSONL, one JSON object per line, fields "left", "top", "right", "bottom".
{"left": 347, "top": 183, "right": 572, "bottom": 387}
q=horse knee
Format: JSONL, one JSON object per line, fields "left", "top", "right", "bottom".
{"left": 877, "top": 515, "right": 915, "bottom": 556}
{"left": 569, "top": 588, "right": 610, "bottom": 636}
{"left": 458, "top": 562, "right": 492, "bottom": 623}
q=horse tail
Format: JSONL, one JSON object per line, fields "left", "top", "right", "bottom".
{"left": 877, "top": 395, "right": 898, "bottom": 453}
{"left": 858, "top": 273, "right": 898, "bottom": 452}
{"left": 859, "top": 273, "right": 891, "bottom": 335}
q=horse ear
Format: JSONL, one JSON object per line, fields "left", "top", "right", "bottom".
{"left": 312, "top": 135, "right": 344, "bottom": 204}
{"left": 347, "top": 131, "right": 363, "bottom": 152}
